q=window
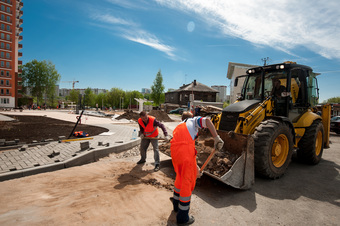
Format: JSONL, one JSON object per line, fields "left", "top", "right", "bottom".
{"left": 0, "top": 61, "right": 3, "bottom": 67}
{"left": 0, "top": 33, "right": 3, "bottom": 39}
{"left": 0, "top": 79, "right": 3, "bottom": 85}
{"left": 1, "top": 24, "right": 4, "bottom": 30}
{"left": 0, "top": 52, "right": 3, "bottom": 58}
{"left": 6, "top": 89, "right": 8, "bottom": 94}
{"left": 6, "top": 25, "right": 9, "bottom": 31}
{"left": 5, "top": 79, "right": 8, "bottom": 85}
{"left": 6, "top": 16, "right": 9, "bottom": 22}
{"left": 5, "top": 61, "right": 9, "bottom": 68}
{"left": 1, "top": 6, "right": 4, "bottom": 11}
{"left": 5, "top": 43, "right": 9, "bottom": 49}
{"left": 0, "top": 89, "right": 3, "bottom": 94}
{"left": 5, "top": 52, "right": 9, "bottom": 58}
{"left": 0, "top": 42, "right": 3, "bottom": 48}
{"left": 6, "top": 34, "right": 9, "bottom": 40}
{"left": 1, "top": 15, "right": 4, "bottom": 21}
{"left": 0, "top": 70, "right": 3, "bottom": 75}
{"left": 6, "top": 7, "right": 10, "bottom": 13}
{"left": 6, "top": 71, "right": 9, "bottom": 76}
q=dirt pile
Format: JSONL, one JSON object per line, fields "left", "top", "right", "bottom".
{"left": 116, "top": 110, "right": 140, "bottom": 121}
{"left": 159, "top": 135, "right": 242, "bottom": 177}
{"left": 149, "top": 110, "right": 173, "bottom": 122}
{"left": 0, "top": 115, "right": 108, "bottom": 144}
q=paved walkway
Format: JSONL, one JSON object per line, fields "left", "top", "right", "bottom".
{"left": 0, "top": 110, "right": 143, "bottom": 181}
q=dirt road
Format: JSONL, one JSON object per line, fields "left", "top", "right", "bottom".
{"left": 0, "top": 134, "right": 339, "bottom": 225}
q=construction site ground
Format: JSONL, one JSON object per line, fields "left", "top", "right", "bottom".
{"left": 0, "top": 110, "right": 339, "bottom": 225}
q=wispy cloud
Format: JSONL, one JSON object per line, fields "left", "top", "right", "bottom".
{"left": 122, "top": 29, "right": 177, "bottom": 60}
{"left": 88, "top": 3, "right": 178, "bottom": 60}
{"left": 155, "top": 0, "right": 340, "bottom": 59}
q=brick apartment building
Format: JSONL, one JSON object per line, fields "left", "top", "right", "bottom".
{"left": 0, "top": 0, "right": 23, "bottom": 108}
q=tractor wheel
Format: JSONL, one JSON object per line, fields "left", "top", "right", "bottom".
{"left": 297, "top": 120, "right": 324, "bottom": 165}
{"left": 253, "top": 119, "right": 294, "bottom": 179}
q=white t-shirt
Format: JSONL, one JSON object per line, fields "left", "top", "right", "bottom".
{"left": 180, "top": 116, "right": 208, "bottom": 140}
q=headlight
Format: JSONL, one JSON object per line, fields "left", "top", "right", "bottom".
{"left": 280, "top": 65, "right": 284, "bottom": 69}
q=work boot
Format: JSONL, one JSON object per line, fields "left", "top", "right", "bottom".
{"left": 170, "top": 197, "right": 178, "bottom": 212}
{"left": 177, "top": 216, "right": 195, "bottom": 225}
{"left": 137, "top": 159, "right": 146, "bottom": 164}
{"left": 154, "top": 164, "right": 160, "bottom": 171}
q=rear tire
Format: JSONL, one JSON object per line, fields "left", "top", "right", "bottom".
{"left": 297, "top": 120, "right": 324, "bottom": 164}
{"left": 253, "top": 119, "right": 294, "bottom": 179}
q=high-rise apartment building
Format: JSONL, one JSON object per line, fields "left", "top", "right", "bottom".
{"left": 0, "top": 0, "right": 23, "bottom": 108}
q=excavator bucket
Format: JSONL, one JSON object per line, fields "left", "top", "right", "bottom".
{"left": 202, "top": 131, "right": 254, "bottom": 190}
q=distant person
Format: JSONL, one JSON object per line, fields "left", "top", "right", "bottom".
{"left": 170, "top": 111, "right": 224, "bottom": 225}
{"left": 137, "top": 111, "right": 170, "bottom": 171}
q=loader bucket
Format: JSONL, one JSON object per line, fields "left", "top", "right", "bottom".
{"left": 203, "top": 131, "right": 254, "bottom": 190}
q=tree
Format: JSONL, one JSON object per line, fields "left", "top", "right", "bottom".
{"left": 325, "top": 96, "right": 340, "bottom": 103}
{"left": 22, "top": 60, "right": 61, "bottom": 106}
{"left": 125, "top": 90, "right": 143, "bottom": 109}
{"left": 84, "top": 88, "right": 95, "bottom": 108}
{"left": 150, "top": 70, "right": 165, "bottom": 106}
{"left": 107, "top": 88, "right": 124, "bottom": 109}
{"left": 95, "top": 93, "right": 107, "bottom": 110}
{"left": 69, "top": 89, "right": 80, "bottom": 104}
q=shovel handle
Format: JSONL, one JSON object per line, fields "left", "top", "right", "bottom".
{"left": 143, "top": 137, "right": 166, "bottom": 140}
{"left": 200, "top": 149, "right": 216, "bottom": 173}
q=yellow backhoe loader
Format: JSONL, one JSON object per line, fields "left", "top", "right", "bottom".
{"left": 206, "top": 62, "right": 331, "bottom": 189}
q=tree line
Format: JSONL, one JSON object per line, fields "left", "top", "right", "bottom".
{"left": 20, "top": 60, "right": 165, "bottom": 109}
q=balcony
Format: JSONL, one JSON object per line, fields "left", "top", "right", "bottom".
{"left": 18, "top": 35, "right": 22, "bottom": 41}
{"left": 18, "top": 52, "right": 22, "bottom": 57}
{"left": 18, "top": 60, "right": 22, "bottom": 65}
{"left": 18, "top": 68, "right": 22, "bottom": 73}
{"left": 18, "top": 43, "right": 22, "bottom": 49}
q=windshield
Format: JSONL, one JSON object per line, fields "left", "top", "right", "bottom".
{"left": 243, "top": 70, "right": 288, "bottom": 100}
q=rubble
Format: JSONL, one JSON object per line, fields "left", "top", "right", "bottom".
{"left": 159, "top": 134, "right": 242, "bottom": 177}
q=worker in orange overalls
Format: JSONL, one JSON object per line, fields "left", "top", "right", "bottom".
{"left": 138, "top": 111, "right": 170, "bottom": 171}
{"left": 170, "top": 111, "right": 224, "bottom": 225}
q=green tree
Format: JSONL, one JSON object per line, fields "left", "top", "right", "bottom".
{"left": 107, "top": 88, "right": 124, "bottom": 109}
{"left": 325, "top": 96, "right": 340, "bottom": 103}
{"left": 22, "top": 60, "right": 61, "bottom": 106}
{"left": 125, "top": 90, "right": 143, "bottom": 109}
{"left": 84, "top": 88, "right": 95, "bottom": 108}
{"left": 95, "top": 93, "right": 107, "bottom": 110}
{"left": 69, "top": 89, "right": 80, "bottom": 104}
{"left": 150, "top": 70, "right": 165, "bottom": 106}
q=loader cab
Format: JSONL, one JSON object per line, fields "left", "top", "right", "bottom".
{"left": 240, "top": 62, "right": 320, "bottom": 120}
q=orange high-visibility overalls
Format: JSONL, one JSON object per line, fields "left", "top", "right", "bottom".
{"left": 170, "top": 122, "right": 197, "bottom": 223}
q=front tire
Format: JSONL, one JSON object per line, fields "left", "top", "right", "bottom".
{"left": 297, "top": 120, "right": 324, "bottom": 164}
{"left": 253, "top": 119, "right": 294, "bottom": 179}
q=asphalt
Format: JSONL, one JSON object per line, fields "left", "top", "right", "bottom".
{"left": 0, "top": 110, "right": 147, "bottom": 182}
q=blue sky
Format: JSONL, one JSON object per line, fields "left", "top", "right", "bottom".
{"left": 21, "top": 0, "right": 340, "bottom": 102}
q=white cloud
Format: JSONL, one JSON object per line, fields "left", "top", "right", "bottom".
{"left": 89, "top": 7, "right": 178, "bottom": 60}
{"left": 122, "top": 29, "right": 177, "bottom": 59}
{"left": 155, "top": 0, "right": 340, "bottom": 59}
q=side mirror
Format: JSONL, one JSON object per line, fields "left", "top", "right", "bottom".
{"left": 234, "top": 78, "right": 238, "bottom": 87}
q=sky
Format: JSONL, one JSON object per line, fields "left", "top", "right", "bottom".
{"left": 21, "top": 0, "right": 340, "bottom": 102}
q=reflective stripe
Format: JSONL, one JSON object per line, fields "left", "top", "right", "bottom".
{"left": 173, "top": 196, "right": 179, "bottom": 200}
{"left": 179, "top": 196, "right": 191, "bottom": 202}
{"left": 179, "top": 204, "right": 190, "bottom": 211}
{"left": 144, "top": 127, "right": 157, "bottom": 136}
{"left": 174, "top": 187, "right": 180, "bottom": 193}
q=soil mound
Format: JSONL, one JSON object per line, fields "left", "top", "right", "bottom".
{"left": 149, "top": 110, "right": 173, "bottom": 122}
{"left": 116, "top": 110, "right": 140, "bottom": 121}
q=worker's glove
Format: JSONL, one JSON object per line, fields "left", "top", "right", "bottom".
{"left": 164, "top": 135, "right": 171, "bottom": 142}
{"left": 196, "top": 165, "right": 203, "bottom": 178}
{"left": 140, "top": 134, "right": 145, "bottom": 139}
{"left": 214, "top": 135, "right": 224, "bottom": 151}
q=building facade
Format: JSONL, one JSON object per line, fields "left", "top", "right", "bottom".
{"left": 212, "top": 85, "right": 228, "bottom": 102}
{"left": 165, "top": 80, "right": 218, "bottom": 106}
{"left": 0, "top": 0, "right": 23, "bottom": 108}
